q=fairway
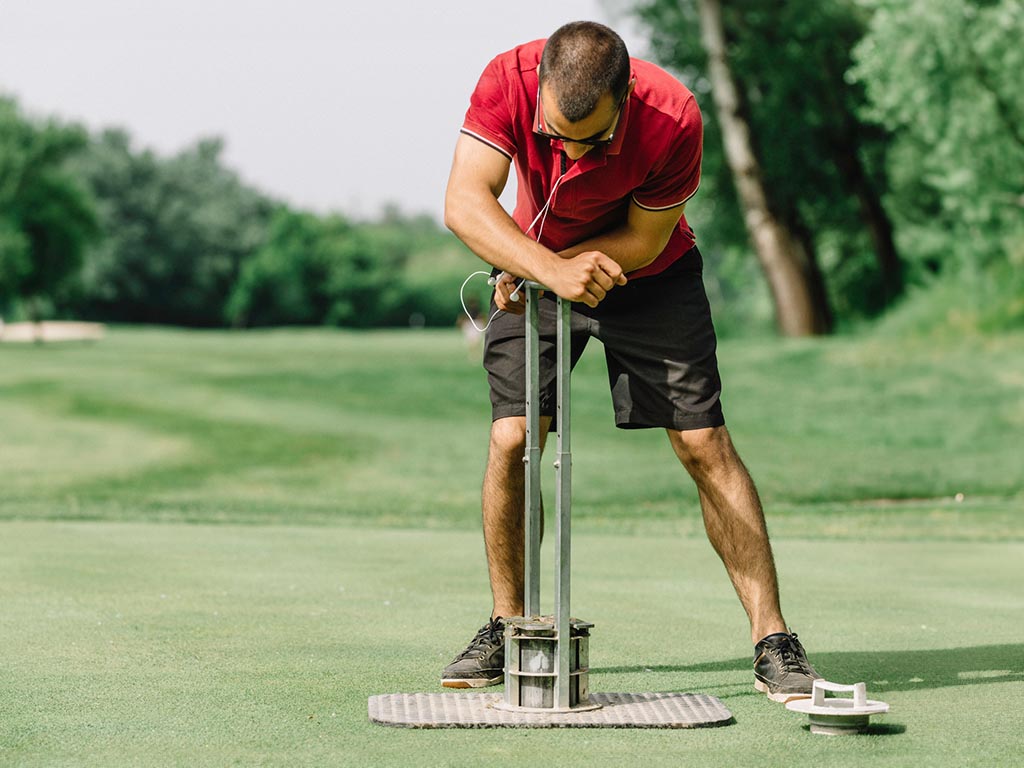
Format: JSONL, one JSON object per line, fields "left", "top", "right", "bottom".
{"left": 1, "top": 327, "right": 1022, "bottom": 766}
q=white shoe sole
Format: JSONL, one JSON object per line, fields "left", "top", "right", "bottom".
{"left": 755, "top": 679, "right": 812, "bottom": 703}
{"left": 441, "top": 675, "right": 502, "bottom": 689}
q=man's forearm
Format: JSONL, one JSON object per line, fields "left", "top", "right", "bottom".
{"left": 556, "top": 198, "right": 683, "bottom": 274}
{"left": 445, "top": 185, "right": 559, "bottom": 284}
{"left": 557, "top": 226, "right": 662, "bottom": 274}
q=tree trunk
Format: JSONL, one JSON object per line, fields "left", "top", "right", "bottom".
{"left": 817, "top": 56, "right": 904, "bottom": 303}
{"left": 696, "top": 0, "right": 832, "bottom": 336}
{"left": 831, "top": 138, "right": 903, "bottom": 301}
{"left": 29, "top": 296, "right": 44, "bottom": 344}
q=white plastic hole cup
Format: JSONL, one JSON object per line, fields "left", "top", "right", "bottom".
{"left": 786, "top": 680, "right": 890, "bottom": 735}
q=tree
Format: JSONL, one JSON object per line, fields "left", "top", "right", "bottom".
{"left": 696, "top": 0, "right": 832, "bottom": 335}
{"left": 71, "top": 130, "right": 275, "bottom": 326}
{"left": 850, "top": 0, "right": 1024, "bottom": 327}
{"left": 632, "top": 0, "right": 903, "bottom": 329}
{"left": 226, "top": 208, "right": 412, "bottom": 328}
{"left": 0, "top": 97, "right": 98, "bottom": 320}
{"left": 226, "top": 209, "right": 351, "bottom": 327}
{"left": 226, "top": 205, "right": 484, "bottom": 329}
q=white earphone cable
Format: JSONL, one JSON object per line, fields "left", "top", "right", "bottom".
{"left": 459, "top": 167, "right": 566, "bottom": 333}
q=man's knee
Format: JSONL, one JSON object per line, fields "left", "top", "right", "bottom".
{"left": 490, "top": 417, "right": 527, "bottom": 458}
{"left": 667, "top": 425, "right": 738, "bottom": 479}
{"left": 489, "top": 416, "right": 552, "bottom": 464}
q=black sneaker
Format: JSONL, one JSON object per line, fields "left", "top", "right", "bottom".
{"left": 753, "top": 632, "right": 821, "bottom": 703}
{"left": 441, "top": 617, "right": 505, "bottom": 688}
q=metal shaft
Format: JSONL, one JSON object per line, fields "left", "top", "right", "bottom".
{"left": 553, "top": 295, "right": 572, "bottom": 709}
{"left": 522, "top": 285, "right": 573, "bottom": 710}
{"left": 524, "top": 288, "right": 542, "bottom": 618}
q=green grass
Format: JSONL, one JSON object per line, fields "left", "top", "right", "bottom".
{"left": 2, "top": 521, "right": 1021, "bottom": 767}
{"left": 1, "top": 326, "right": 1022, "bottom": 766}
{"left": 1, "top": 326, "right": 1021, "bottom": 535}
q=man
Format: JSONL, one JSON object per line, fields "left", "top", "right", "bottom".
{"left": 442, "top": 21, "right": 820, "bottom": 703}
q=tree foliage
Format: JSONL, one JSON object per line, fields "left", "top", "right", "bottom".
{"left": 225, "top": 209, "right": 396, "bottom": 328}
{"left": 70, "top": 130, "right": 276, "bottom": 326}
{"left": 632, "top": 0, "right": 901, "bottom": 324}
{"left": 226, "top": 206, "right": 476, "bottom": 328}
{"left": 60, "top": 125, "right": 479, "bottom": 329}
{"left": 850, "top": 0, "right": 1024, "bottom": 287}
{"left": 0, "top": 97, "right": 98, "bottom": 318}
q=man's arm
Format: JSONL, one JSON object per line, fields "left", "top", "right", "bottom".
{"left": 444, "top": 135, "right": 625, "bottom": 310}
{"left": 556, "top": 200, "right": 686, "bottom": 273}
{"left": 488, "top": 198, "right": 686, "bottom": 311}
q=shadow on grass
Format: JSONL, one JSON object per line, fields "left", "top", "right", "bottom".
{"left": 799, "top": 723, "right": 909, "bottom": 736}
{"left": 594, "top": 643, "right": 1024, "bottom": 694}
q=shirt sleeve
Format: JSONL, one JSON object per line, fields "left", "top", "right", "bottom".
{"left": 461, "top": 54, "right": 518, "bottom": 160}
{"left": 632, "top": 99, "right": 702, "bottom": 210}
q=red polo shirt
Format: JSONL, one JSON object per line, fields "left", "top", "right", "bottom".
{"left": 461, "top": 39, "right": 702, "bottom": 279}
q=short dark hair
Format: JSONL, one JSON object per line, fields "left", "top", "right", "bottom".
{"left": 539, "top": 21, "right": 630, "bottom": 124}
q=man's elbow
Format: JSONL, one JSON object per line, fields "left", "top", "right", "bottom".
{"left": 443, "top": 186, "right": 466, "bottom": 236}
{"left": 632, "top": 233, "right": 671, "bottom": 271}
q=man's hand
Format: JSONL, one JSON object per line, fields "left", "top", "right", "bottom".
{"left": 543, "top": 250, "right": 627, "bottom": 308}
{"left": 493, "top": 272, "right": 532, "bottom": 315}
{"left": 493, "top": 251, "right": 626, "bottom": 314}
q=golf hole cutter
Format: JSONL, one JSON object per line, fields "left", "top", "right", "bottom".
{"left": 497, "top": 285, "right": 595, "bottom": 713}
{"left": 366, "top": 284, "right": 733, "bottom": 728}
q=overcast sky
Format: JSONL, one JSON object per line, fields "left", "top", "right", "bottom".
{"left": 0, "top": 0, "right": 652, "bottom": 221}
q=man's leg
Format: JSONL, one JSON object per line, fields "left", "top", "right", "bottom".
{"left": 442, "top": 287, "right": 578, "bottom": 688}
{"left": 666, "top": 424, "right": 785, "bottom": 644}
{"left": 482, "top": 415, "right": 550, "bottom": 619}
{"left": 441, "top": 415, "right": 549, "bottom": 687}
{"left": 667, "top": 424, "right": 820, "bottom": 701}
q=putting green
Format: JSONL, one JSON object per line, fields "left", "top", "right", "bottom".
{"left": 2, "top": 520, "right": 1021, "bottom": 767}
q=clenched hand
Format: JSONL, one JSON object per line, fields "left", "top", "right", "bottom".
{"left": 494, "top": 251, "right": 627, "bottom": 315}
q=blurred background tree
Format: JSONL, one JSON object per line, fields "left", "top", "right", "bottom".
{"left": 850, "top": 0, "right": 1024, "bottom": 331}
{"left": 225, "top": 206, "right": 479, "bottom": 328}
{"left": 57, "top": 121, "right": 481, "bottom": 330}
{"left": 632, "top": 0, "right": 901, "bottom": 335}
{"left": 225, "top": 208, "right": 402, "bottom": 328}
{"left": 68, "top": 130, "right": 276, "bottom": 326}
{"left": 0, "top": 97, "right": 99, "bottom": 321}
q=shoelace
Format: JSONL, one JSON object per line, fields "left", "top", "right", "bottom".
{"left": 454, "top": 618, "right": 504, "bottom": 660}
{"left": 772, "top": 634, "right": 814, "bottom": 675}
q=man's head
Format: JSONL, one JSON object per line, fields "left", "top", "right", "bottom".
{"left": 537, "top": 21, "right": 632, "bottom": 159}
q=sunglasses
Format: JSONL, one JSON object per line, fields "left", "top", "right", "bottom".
{"left": 533, "top": 87, "right": 629, "bottom": 147}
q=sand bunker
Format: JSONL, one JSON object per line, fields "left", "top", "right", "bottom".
{"left": 0, "top": 321, "right": 106, "bottom": 343}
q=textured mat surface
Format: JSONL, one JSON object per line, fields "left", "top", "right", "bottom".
{"left": 368, "top": 692, "right": 733, "bottom": 729}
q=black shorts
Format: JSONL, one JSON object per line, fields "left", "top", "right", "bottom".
{"left": 483, "top": 246, "right": 725, "bottom": 431}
